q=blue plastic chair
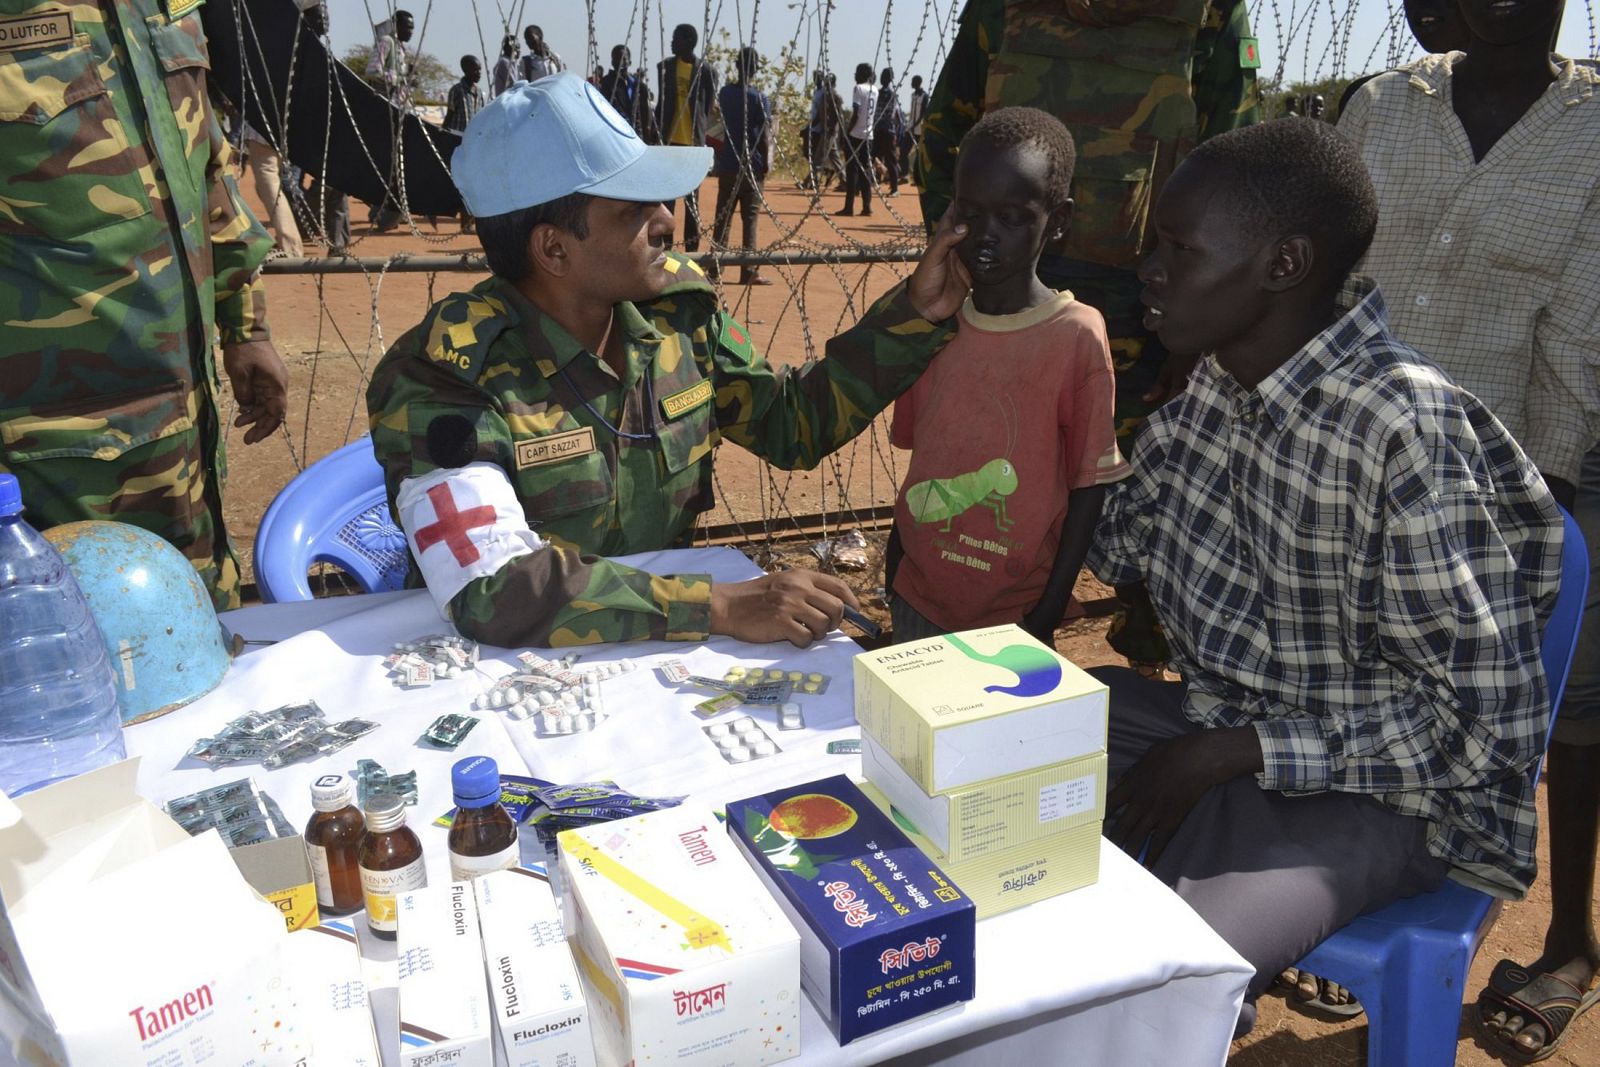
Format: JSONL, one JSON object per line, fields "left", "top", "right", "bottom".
{"left": 252, "top": 437, "right": 410, "bottom": 602}
{"left": 1292, "top": 508, "right": 1590, "bottom": 1066}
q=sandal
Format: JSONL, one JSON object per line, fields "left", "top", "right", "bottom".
{"left": 1476, "top": 959, "right": 1600, "bottom": 1062}
{"left": 1278, "top": 968, "right": 1365, "bottom": 1019}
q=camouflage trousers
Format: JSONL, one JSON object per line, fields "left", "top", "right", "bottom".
{"left": 2, "top": 383, "right": 242, "bottom": 612}
{"left": 1038, "top": 255, "right": 1171, "bottom": 667}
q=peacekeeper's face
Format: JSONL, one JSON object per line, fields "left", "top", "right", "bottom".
{"left": 567, "top": 197, "right": 678, "bottom": 302}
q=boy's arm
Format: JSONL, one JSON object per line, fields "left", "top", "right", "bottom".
{"left": 1022, "top": 485, "right": 1105, "bottom": 644}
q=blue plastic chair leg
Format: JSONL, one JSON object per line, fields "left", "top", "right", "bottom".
{"left": 1364, "top": 936, "right": 1473, "bottom": 1066}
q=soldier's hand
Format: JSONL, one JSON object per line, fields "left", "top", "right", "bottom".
{"left": 710, "top": 570, "right": 861, "bottom": 648}
{"left": 907, "top": 209, "right": 970, "bottom": 322}
{"left": 222, "top": 340, "right": 289, "bottom": 445}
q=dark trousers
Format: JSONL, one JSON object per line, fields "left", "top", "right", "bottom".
{"left": 843, "top": 136, "right": 872, "bottom": 213}
{"left": 664, "top": 187, "right": 703, "bottom": 251}
{"left": 712, "top": 171, "right": 763, "bottom": 281}
{"left": 1095, "top": 667, "right": 1450, "bottom": 1035}
{"left": 305, "top": 175, "right": 349, "bottom": 253}
{"left": 872, "top": 128, "right": 900, "bottom": 192}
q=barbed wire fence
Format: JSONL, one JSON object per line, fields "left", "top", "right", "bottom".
{"left": 221, "top": 0, "right": 1599, "bottom": 594}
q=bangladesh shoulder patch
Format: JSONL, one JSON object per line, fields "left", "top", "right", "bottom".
{"left": 1239, "top": 37, "right": 1261, "bottom": 70}
{"left": 718, "top": 315, "right": 754, "bottom": 360}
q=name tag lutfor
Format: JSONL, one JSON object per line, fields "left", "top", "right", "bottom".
{"left": 0, "top": 11, "right": 74, "bottom": 51}
{"left": 515, "top": 426, "right": 596, "bottom": 469}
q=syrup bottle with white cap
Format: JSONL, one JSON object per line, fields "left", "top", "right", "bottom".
{"left": 304, "top": 773, "right": 365, "bottom": 916}
{"left": 359, "top": 793, "right": 427, "bottom": 940}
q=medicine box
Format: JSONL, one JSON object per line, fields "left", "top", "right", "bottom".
{"left": 282, "top": 919, "right": 382, "bottom": 1067}
{"left": 862, "top": 732, "right": 1107, "bottom": 864}
{"left": 854, "top": 624, "right": 1107, "bottom": 794}
{"left": 557, "top": 805, "right": 801, "bottom": 1066}
{"left": 726, "top": 775, "right": 976, "bottom": 1045}
{"left": 398, "top": 882, "right": 493, "bottom": 1067}
{"left": 473, "top": 868, "right": 596, "bottom": 1067}
{"left": 857, "top": 781, "right": 1102, "bottom": 919}
{"left": 232, "top": 833, "right": 319, "bottom": 932}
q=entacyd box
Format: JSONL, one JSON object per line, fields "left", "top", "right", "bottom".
{"left": 726, "top": 775, "right": 976, "bottom": 1045}
{"left": 398, "top": 882, "right": 493, "bottom": 1067}
{"left": 557, "top": 805, "right": 800, "bottom": 1067}
{"left": 473, "top": 868, "right": 596, "bottom": 1067}
{"left": 854, "top": 624, "right": 1107, "bottom": 794}
{"left": 232, "top": 833, "right": 319, "bottom": 932}
{"left": 283, "top": 919, "right": 382, "bottom": 1066}
{"left": 862, "top": 732, "right": 1107, "bottom": 864}
{"left": 0, "top": 760, "right": 304, "bottom": 1066}
{"left": 858, "top": 782, "right": 1102, "bottom": 919}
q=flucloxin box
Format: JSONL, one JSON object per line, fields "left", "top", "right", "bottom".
{"left": 726, "top": 775, "right": 976, "bottom": 1045}
{"left": 398, "top": 882, "right": 493, "bottom": 1067}
{"left": 854, "top": 624, "right": 1107, "bottom": 794}
{"left": 473, "top": 867, "right": 596, "bottom": 1067}
{"left": 558, "top": 805, "right": 800, "bottom": 1066}
{"left": 862, "top": 732, "right": 1107, "bottom": 864}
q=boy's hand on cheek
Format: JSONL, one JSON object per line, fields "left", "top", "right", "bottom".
{"left": 908, "top": 209, "right": 972, "bottom": 322}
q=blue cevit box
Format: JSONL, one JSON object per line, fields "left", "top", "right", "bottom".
{"left": 726, "top": 775, "right": 976, "bottom": 1045}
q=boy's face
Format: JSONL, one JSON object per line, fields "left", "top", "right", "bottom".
{"left": 1404, "top": 0, "right": 1471, "bottom": 52}
{"left": 952, "top": 142, "right": 1068, "bottom": 297}
{"left": 1456, "top": 0, "right": 1564, "bottom": 46}
{"left": 1137, "top": 160, "right": 1270, "bottom": 358}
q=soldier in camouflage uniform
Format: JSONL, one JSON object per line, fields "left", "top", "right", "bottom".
{"left": 916, "top": 0, "right": 1260, "bottom": 665}
{"left": 0, "top": 0, "right": 288, "bottom": 612}
{"left": 366, "top": 75, "right": 969, "bottom": 648}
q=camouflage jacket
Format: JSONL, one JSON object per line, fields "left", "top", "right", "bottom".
{"left": 366, "top": 255, "right": 954, "bottom": 647}
{"left": 918, "top": 0, "right": 1261, "bottom": 268}
{"left": 0, "top": 0, "right": 273, "bottom": 610}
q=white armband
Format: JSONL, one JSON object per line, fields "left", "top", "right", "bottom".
{"left": 396, "top": 463, "right": 545, "bottom": 619}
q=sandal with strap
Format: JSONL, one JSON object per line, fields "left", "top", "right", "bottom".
{"left": 1476, "top": 958, "right": 1600, "bottom": 1062}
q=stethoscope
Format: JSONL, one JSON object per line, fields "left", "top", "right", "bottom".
{"left": 555, "top": 361, "right": 662, "bottom": 443}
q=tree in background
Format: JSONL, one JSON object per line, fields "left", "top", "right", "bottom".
{"left": 702, "top": 30, "right": 813, "bottom": 178}
{"left": 342, "top": 44, "right": 452, "bottom": 106}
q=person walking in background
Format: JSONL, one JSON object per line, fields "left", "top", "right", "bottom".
{"left": 445, "top": 55, "right": 486, "bottom": 235}
{"left": 802, "top": 70, "right": 829, "bottom": 189}
{"left": 367, "top": 8, "right": 415, "bottom": 233}
{"left": 711, "top": 46, "right": 773, "bottom": 286}
{"left": 519, "top": 25, "right": 563, "bottom": 82}
{"left": 298, "top": 0, "right": 350, "bottom": 254}
{"left": 492, "top": 33, "right": 519, "bottom": 98}
{"left": 601, "top": 45, "right": 653, "bottom": 139}
{"left": 241, "top": 122, "right": 304, "bottom": 258}
{"left": 656, "top": 24, "right": 718, "bottom": 250}
{"left": 905, "top": 74, "right": 928, "bottom": 179}
{"left": 872, "top": 67, "right": 902, "bottom": 196}
{"left": 840, "top": 63, "right": 878, "bottom": 216}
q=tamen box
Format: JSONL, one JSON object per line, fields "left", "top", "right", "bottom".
{"left": 858, "top": 781, "right": 1102, "bottom": 919}
{"left": 473, "top": 868, "right": 596, "bottom": 1067}
{"left": 557, "top": 805, "right": 801, "bottom": 1066}
{"left": 862, "top": 732, "right": 1107, "bottom": 864}
{"left": 854, "top": 624, "right": 1107, "bottom": 794}
{"left": 726, "top": 775, "right": 976, "bottom": 1045}
{"left": 398, "top": 882, "right": 493, "bottom": 1067}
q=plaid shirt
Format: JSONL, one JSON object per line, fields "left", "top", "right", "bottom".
{"left": 1338, "top": 55, "right": 1600, "bottom": 485}
{"left": 445, "top": 80, "right": 484, "bottom": 134}
{"left": 1090, "top": 278, "right": 1565, "bottom": 897}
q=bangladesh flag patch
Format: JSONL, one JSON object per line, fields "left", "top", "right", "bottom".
{"left": 1240, "top": 37, "right": 1261, "bottom": 70}
{"left": 718, "top": 316, "right": 753, "bottom": 359}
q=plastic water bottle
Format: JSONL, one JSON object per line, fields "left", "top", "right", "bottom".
{"left": 0, "top": 474, "right": 125, "bottom": 797}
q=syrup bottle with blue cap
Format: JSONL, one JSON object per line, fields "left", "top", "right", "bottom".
{"left": 447, "top": 755, "right": 519, "bottom": 880}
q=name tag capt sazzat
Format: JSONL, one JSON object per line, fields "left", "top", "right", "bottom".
{"left": 515, "top": 426, "right": 596, "bottom": 469}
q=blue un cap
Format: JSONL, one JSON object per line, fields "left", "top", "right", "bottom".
{"left": 452, "top": 73, "right": 711, "bottom": 218}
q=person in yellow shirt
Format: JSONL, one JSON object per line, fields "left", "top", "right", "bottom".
{"left": 655, "top": 24, "right": 717, "bottom": 250}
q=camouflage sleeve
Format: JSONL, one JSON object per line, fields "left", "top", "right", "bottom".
{"left": 366, "top": 313, "right": 713, "bottom": 649}
{"left": 1193, "top": 0, "right": 1262, "bottom": 140}
{"left": 707, "top": 283, "right": 957, "bottom": 470}
{"left": 206, "top": 101, "right": 271, "bottom": 345}
{"left": 916, "top": 0, "right": 1000, "bottom": 232}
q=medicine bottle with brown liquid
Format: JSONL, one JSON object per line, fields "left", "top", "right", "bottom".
{"left": 304, "top": 773, "right": 365, "bottom": 916}
{"left": 358, "top": 793, "right": 427, "bottom": 940}
{"left": 447, "top": 755, "right": 519, "bottom": 881}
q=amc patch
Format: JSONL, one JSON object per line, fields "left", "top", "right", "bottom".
{"left": 515, "top": 427, "right": 596, "bottom": 469}
{"left": 661, "top": 379, "right": 713, "bottom": 420}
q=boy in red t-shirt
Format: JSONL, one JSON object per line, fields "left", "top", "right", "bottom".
{"left": 887, "top": 108, "right": 1127, "bottom": 644}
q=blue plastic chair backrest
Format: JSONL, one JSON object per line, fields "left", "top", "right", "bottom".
{"left": 1535, "top": 509, "right": 1589, "bottom": 737}
{"left": 252, "top": 437, "right": 411, "bottom": 603}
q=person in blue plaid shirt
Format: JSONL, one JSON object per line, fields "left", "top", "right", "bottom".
{"left": 1087, "top": 117, "right": 1565, "bottom": 1037}
{"left": 445, "top": 56, "right": 486, "bottom": 234}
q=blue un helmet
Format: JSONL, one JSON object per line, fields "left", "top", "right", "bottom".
{"left": 42, "top": 521, "right": 231, "bottom": 723}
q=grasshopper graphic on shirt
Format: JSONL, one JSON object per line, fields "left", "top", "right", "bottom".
{"left": 905, "top": 395, "right": 1019, "bottom": 533}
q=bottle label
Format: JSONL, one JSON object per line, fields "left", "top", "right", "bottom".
{"left": 450, "top": 840, "right": 519, "bottom": 882}
{"left": 308, "top": 844, "right": 336, "bottom": 908}
{"left": 360, "top": 857, "right": 428, "bottom": 931}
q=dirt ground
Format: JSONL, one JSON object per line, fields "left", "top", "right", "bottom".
{"left": 227, "top": 173, "right": 1597, "bottom": 1066}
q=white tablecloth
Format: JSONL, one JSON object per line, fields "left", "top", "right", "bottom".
{"left": 125, "top": 548, "right": 1251, "bottom": 1067}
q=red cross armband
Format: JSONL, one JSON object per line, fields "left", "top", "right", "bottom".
{"left": 395, "top": 463, "right": 546, "bottom": 619}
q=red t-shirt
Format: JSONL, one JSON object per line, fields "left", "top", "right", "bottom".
{"left": 890, "top": 292, "right": 1128, "bottom": 630}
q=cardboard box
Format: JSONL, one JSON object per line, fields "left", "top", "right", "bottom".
{"left": 858, "top": 781, "right": 1102, "bottom": 919}
{"left": 862, "top": 733, "right": 1107, "bottom": 864}
{"left": 283, "top": 919, "right": 382, "bottom": 1066}
{"left": 473, "top": 868, "right": 596, "bottom": 1067}
{"left": 558, "top": 805, "right": 800, "bottom": 1067}
{"left": 232, "top": 833, "right": 319, "bottom": 932}
{"left": 398, "top": 882, "right": 493, "bottom": 1067}
{"left": 726, "top": 776, "right": 976, "bottom": 1045}
{"left": 0, "top": 760, "right": 304, "bottom": 1066}
{"left": 854, "top": 624, "right": 1107, "bottom": 794}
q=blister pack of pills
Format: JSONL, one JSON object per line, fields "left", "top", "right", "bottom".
{"left": 385, "top": 634, "right": 480, "bottom": 688}
{"left": 702, "top": 716, "right": 782, "bottom": 763}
